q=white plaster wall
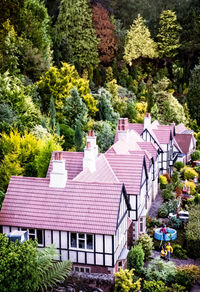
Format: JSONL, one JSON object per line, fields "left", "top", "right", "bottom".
{"left": 96, "top": 253, "right": 103, "bottom": 265}
{"left": 3, "top": 226, "right": 9, "bottom": 234}
{"left": 130, "top": 195, "right": 136, "bottom": 210}
{"left": 45, "top": 230, "right": 51, "bottom": 246}
{"left": 105, "top": 235, "right": 112, "bottom": 253}
{"left": 61, "top": 231, "right": 67, "bottom": 249}
{"left": 11, "top": 227, "right": 18, "bottom": 231}
{"left": 61, "top": 250, "right": 68, "bottom": 261}
{"left": 78, "top": 251, "right": 85, "bottom": 263}
{"left": 69, "top": 250, "right": 76, "bottom": 261}
{"left": 87, "top": 253, "right": 94, "bottom": 264}
{"left": 53, "top": 231, "right": 59, "bottom": 248}
{"left": 95, "top": 234, "right": 103, "bottom": 252}
{"left": 105, "top": 254, "right": 112, "bottom": 266}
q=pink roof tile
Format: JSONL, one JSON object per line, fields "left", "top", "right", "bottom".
{"left": 47, "top": 151, "right": 84, "bottom": 180}
{"left": 137, "top": 142, "right": 158, "bottom": 161}
{"left": 128, "top": 123, "right": 144, "bottom": 135}
{"left": 175, "top": 123, "right": 188, "bottom": 134}
{"left": 105, "top": 153, "right": 145, "bottom": 195}
{"left": 152, "top": 129, "right": 171, "bottom": 144}
{"left": 74, "top": 155, "right": 119, "bottom": 183}
{"left": 0, "top": 176, "right": 123, "bottom": 235}
{"left": 175, "top": 134, "right": 192, "bottom": 155}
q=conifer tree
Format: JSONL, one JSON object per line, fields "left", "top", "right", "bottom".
{"left": 54, "top": 0, "right": 99, "bottom": 70}
{"left": 92, "top": 3, "right": 117, "bottom": 64}
{"left": 49, "top": 96, "right": 56, "bottom": 132}
{"left": 157, "top": 10, "right": 181, "bottom": 59}
{"left": 74, "top": 121, "right": 84, "bottom": 152}
{"left": 187, "top": 65, "right": 200, "bottom": 125}
{"left": 124, "top": 14, "right": 157, "bottom": 66}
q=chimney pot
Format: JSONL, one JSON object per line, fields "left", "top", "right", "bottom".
{"left": 88, "top": 130, "right": 91, "bottom": 136}
{"left": 145, "top": 113, "right": 150, "bottom": 118}
{"left": 91, "top": 130, "right": 95, "bottom": 137}
{"left": 58, "top": 152, "right": 63, "bottom": 160}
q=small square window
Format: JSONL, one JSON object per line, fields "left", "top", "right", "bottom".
{"left": 85, "top": 268, "right": 90, "bottom": 273}
{"left": 78, "top": 233, "right": 84, "bottom": 239}
{"left": 29, "top": 229, "right": 35, "bottom": 234}
{"left": 37, "top": 229, "right": 43, "bottom": 245}
{"left": 29, "top": 234, "right": 35, "bottom": 240}
{"left": 80, "top": 268, "right": 84, "bottom": 272}
{"left": 79, "top": 240, "right": 85, "bottom": 249}
{"left": 87, "top": 234, "right": 93, "bottom": 250}
{"left": 74, "top": 267, "right": 79, "bottom": 272}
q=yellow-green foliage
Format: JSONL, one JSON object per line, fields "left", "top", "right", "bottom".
{"left": 0, "top": 129, "right": 62, "bottom": 192}
{"left": 124, "top": 15, "right": 157, "bottom": 65}
{"left": 181, "top": 181, "right": 196, "bottom": 195}
{"left": 183, "top": 167, "right": 198, "bottom": 180}
{"left": 106, "top": 79, "right": 127, "bottom": 116}
{"left": 114, "top": 268, "right": 141, "bottom": 292}
{"left": 176, "top": 265, "right": 200, "bottom": 281}
{"left": 159, "top": 175, "right": 168, "bottom": 185}
{"left": 135, "top": 102, "right": 148, "bottom": 122}
{"left": 37, "top": 63, "right": 98, "bottom": 119}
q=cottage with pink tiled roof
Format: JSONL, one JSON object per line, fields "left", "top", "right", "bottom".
{"left": 0, "top": 115, "right": 196, "bottom": 274}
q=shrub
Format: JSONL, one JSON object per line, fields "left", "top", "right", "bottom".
{"left": 161, "top": 188, "right": 175, "bottom": 201}
{"left": 185, "top": 204, "right": 200, "bottom": 258}
{"left": 159, "top": 175, "right": 168, "bottom": 189}
{"left": 114, "top": 268, "right": 141, "bottom": 292}
{"left": 136, "top": 234, "right": 153, "bottom": 261}
{"left": 158, "top": 205, "right": 169, "bottom": 218}
{"left": 171, "top": 171, "right": 181, "bottom": 190}
{"left": 190, "top": 150, "right": 200, "bottom": 162}
{"left": 174, "top": 161, "right": 184, "bottom": 171}
{"left": 194, "top": 166, "right": 200, "bottom": 174}
{"left": 184, "top": 167, "right": 198, "bottom": 180}
{"left": 172, "top": 244, "right": 187, "bottom": 259}
{"left": 181, "top": 181, "right": 196, "bottom": 195}
{"left": 168, "top": 217, "right": 182, "bottom": 230}
{"left": 194, "top": 193, "right": 200, "bottom": 204}
{"left": 0, "top": 191, "right": 5, "bottom": 209}
{"left": 146, "top": 216, "right": 162, "bottom": 228}
{"left": 127, "top": 244, "right": 144, "bottom": 275}
{"left": 143, "top": 280, "right": 168, "bottom": 292}
{"left": 158, "top": 199, "right": 180, "bottom": 218}
{"left": 176, "top": 265, "right": 200, "bottom": 290}
{"left": 163, "top": 173, "right": 172, "bottom": 183}
{"left": 146, "top": 257, "right": 176, "bottom": 285}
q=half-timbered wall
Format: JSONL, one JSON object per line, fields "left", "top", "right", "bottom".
{"left": 2, "top": 226, "right": 114, "bottom": 268}
{"left": 114, "top": 192, "right": 128, "bottom": 264}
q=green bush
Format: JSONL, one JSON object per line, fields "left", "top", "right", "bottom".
{"left": 171, "top": 171, "right": 181, "bottom": 190}
{"left": 146, "top": 257, "right": 176, "bottom": 285}
{"left": 0, "top": 191, "right": 5, "bottom": 209}
{"left": 136, "top": 234, "right": 153, "bottom": 261}
{"left": 194, "top": 193, "right": 200, "bottom": 204}
{"left": 158, "top": 205, "right": 169, "bottom": 218}
{"left": 161, "top": 188, "right": 175, "bottom": 201}
{"left": 146, "top": 217, "right": 163, "bottom": 228}
{"left": 185, "top": 204, "right": 200, "bottom": 258}
{"left": 174, "top": 161, "right": 184, "bottom": 171}
{"left": 158, "top": 199, "right": 180, "bottom": 218}
{"left": 194, "top": 166, "right": 200, "bottom": 174}
{"left": 181, "top": 181, "right": 196, "bottom": 195}
{"left": 59, "top": 124, "right": 75, "bottom": 150}
{"left": 168, "top": 217, "right": 182, "bottom": 230}
{"left": 143, "top": 280, "right": 168, "bottom": 292}
{"left": 127, "top": 244, "right": 144, "bottom": 275}
{"left": 176, "top": 265, "right": 200, "bottom": 290}
{"left": 184, "top": 167, "right": 198, "bottom": 180}
{"left": 191, "top": 150, "right": 200, "bottom": 162}
{"left": 172, "top": 244, "right": 187, "bottom": 259}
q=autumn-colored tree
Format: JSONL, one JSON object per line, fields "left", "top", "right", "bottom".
{"left": 92, "top": 3, "right": 117, "bottom": 64}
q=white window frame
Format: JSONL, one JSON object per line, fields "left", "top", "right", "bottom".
{"left": 73, "top": 266, "right": 91, "bottom": 273}
{"left": 20, "top": 228, "right": 44, "bottom": 246}
{"left": 70, "top": 232, "right": 94, "bottom": 251}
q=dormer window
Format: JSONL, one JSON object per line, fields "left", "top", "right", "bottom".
{"left": 70, "top": 233, "right": 93, "bottom": 251}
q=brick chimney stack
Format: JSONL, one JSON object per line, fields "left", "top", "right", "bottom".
{"left": 49, "top": 151, "right": 67, "bottom": 188}
{"left": 83, "top": 130, "right": 98, "bottom": 173}
{"left": 117, "top": 118, "right": 129, "bottom": 142}
{"left": 144, "top": 113, "right": 151, "bottom": 130}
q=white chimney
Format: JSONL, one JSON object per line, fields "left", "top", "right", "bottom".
{"left": 83, "top": 130, "right": 98, "bottom": 172}
{"left": 49, "top": 152, "right": 67, "bottom": 188}
{"left": 117, "top": 118, "right": 129, "bottom": 142}
{"left": 144, "top": 113, "right": 151, "bottom": 129}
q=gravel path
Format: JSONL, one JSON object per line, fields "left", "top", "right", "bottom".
{"left": 148, "top": 190, "right": 163, "bottom": 218}
{"left": 151, "top": 250, "right": 200, "bottom": 266}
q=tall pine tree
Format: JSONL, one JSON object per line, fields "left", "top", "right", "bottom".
{"left": 54, "top": 0, "right": 99, "bottom": 71}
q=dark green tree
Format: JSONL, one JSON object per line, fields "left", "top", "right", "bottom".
{"left": 49, "top": 96, "right": 56, "bottom": 132}
{"left": 53, "top": 0, "right": 99, "bottom": 70}
{"left": 64, "top": 87, "right": 88, "bottom": 128}
{"left": 74, "top": 121, "right": 84, "bottom": 152}
{"left": 187, "top": 65, "right": 200, "bottom": 125}
{"left": 127, "top": 244, "right": 144, "bottom": 275}
{"left": 94, "top": 88, "right": 119, "bottom": 124}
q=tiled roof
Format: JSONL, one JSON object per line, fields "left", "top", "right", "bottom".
{"left": 105, "top": 153, "right": 145, "bottom": 195}
{"left": 152, "top": 129, "right": 171, "bottom": 144}
{"left": 0, "top": 176, "right": 123, "bottom": 235}
{"left": 47, "top": 151, "right": 84, "bottom": 180}
{"left": 175, "top": 123, "right": 188, "bottom": 134}
{"left": 128, "top": 123, "right": 144, "bottom": 135}
{"left": 175, "top": 134, "right": 192, "bottom": 155}
{"left": 74, "top": 154, "right": 119, "bottom": 183}
{"left": 137, "top": 142, "right": 158, "bottom": 161}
